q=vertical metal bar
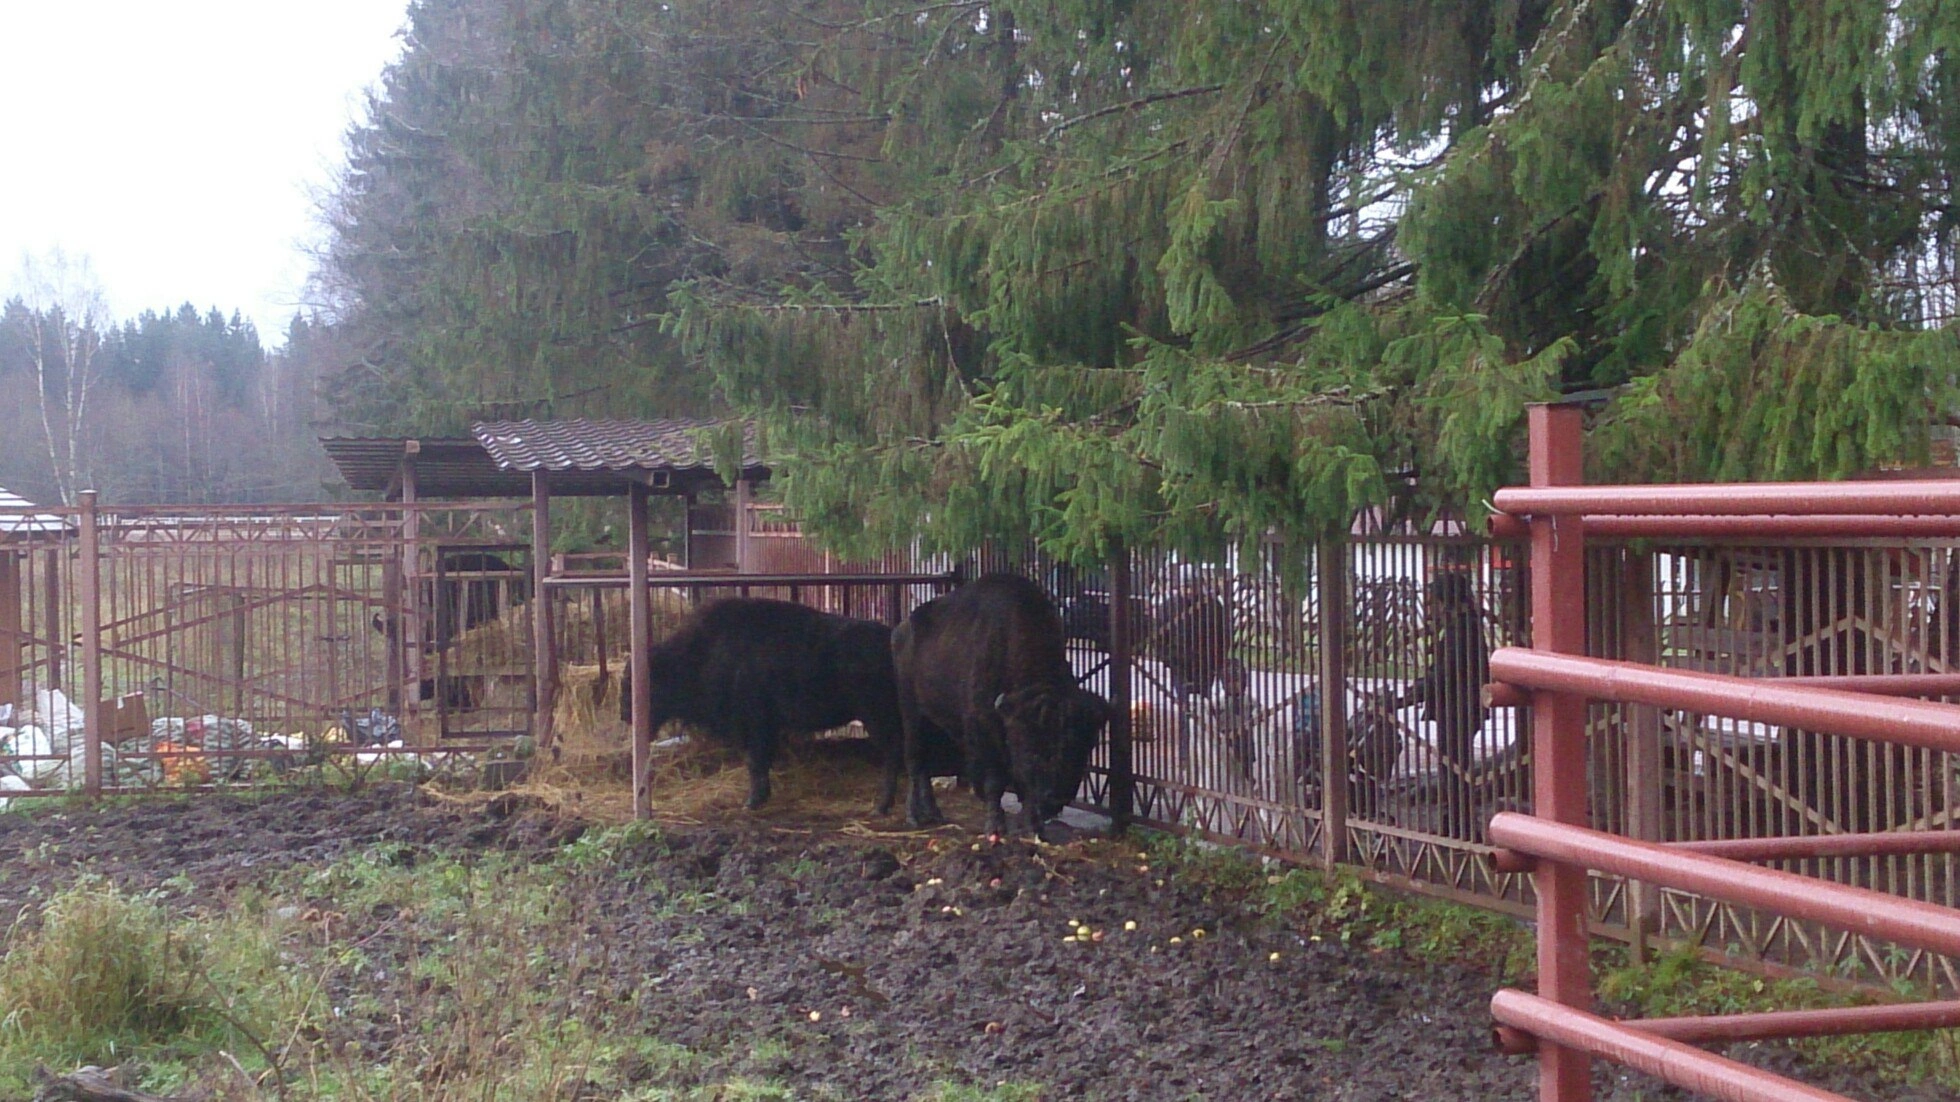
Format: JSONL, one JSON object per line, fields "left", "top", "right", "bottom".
{"left": 434, "top": 549, "right": 450, "bottom": 740}
{"left": 1527, "top": 404, "right": 1592, "bottom": 1102}
{"left": 230, "top": 591, "right": 247, "bottom": 717}
{"left": 383, "top": 538, "right": 403, "bottom": 712}
{"left": 734, "top": 478, "right": 753, "bottom": 573}
{"left": 1621, "top": 549, "right": 1661, "bottom": 962}
{"left": 402, "top": 461, "right": 423, "bottom": 735}
{"left": 628, "top": 483, "right": 653, "bottom": 820}
{"left": 44, "top": 546, "right": 62, "bottom": 691}
{"left": 79, "top": 491, "right": 102, "bottom": 798}
{"left": 532, "top": 471, "right": 556, "bottom": 752}
{"left": 1318, "top": 535, "right": 1350, "bottom": 866}
{"left": 0, "top": 551, "right": 20, "bottom": 712}
{"left": 1108, "top": 547, "right": 1135, "bottom": 833}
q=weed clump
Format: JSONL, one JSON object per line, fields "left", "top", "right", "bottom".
{"left": 0, "top": 879, "right": 302, "bottom": 1093}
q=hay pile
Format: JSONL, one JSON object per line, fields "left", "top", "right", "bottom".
{"left": 447, "top": 587, "right": 691, "bottom": 672}
{"left": 436, "top": 589, "right": 902, "bottom": 827}
{"left": 511, "top": 660, "right": 892, "bottom": 826}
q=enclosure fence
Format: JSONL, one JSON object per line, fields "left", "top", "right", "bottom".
{"left": 0, "top": 495, "right": 534, "bottom": 796}
{"left": 6, "top": 485, "right": 1960, "bottom": 1013}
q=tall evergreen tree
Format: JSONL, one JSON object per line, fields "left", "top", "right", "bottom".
{"left": 318, "top": 1, "right": 1960, "bottom": 561}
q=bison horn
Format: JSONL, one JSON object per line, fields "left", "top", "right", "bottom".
{"left": 993, "top": 692, "right": 1008, "bottom": 711}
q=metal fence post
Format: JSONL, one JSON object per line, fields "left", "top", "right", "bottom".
{"left": 1108, "top": 547, "right": 1135, "bottom": 832}
{"left": 78, "top": 491, "right": 102, "bottom": 798}
{"left": 1526, "top": 403, "right": 1593, "bottom": 1102}
{"left": 532, "top": 471, "right": 556, "bottom": 753}
{"left": 628, "top": 482, "right": 653, "bottom": 820}
{"left": 1620, "top": 548, "right": 1662, "bottom": 962}
{"left": 1317, "top": 535, "right": 1349, "bottom": 867}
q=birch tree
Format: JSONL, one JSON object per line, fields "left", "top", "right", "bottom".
{"left": 7, "top": 250, "right": 109, "bottom": 505}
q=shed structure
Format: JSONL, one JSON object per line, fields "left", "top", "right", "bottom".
{"left": 322, "top": 418, "right": 769, "bottom": 754}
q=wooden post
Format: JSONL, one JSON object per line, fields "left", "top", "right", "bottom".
{"left": 1108, "top": 547, "right": 1135, "bottom": 832}
{"left": 628, "top": 482, "right": 653, "bottom": 820}
{"left": 531, "top": 471, "right": 557, "bottom": 752}
{"left": 1621, "top": 548, "right": 1662, "bottom": 962}
{"left": 78, "top": 491, "right": 102, "bottom": 798}
{"left": 1317, "top": 535, "right": 1350, "bottom": 866}
{"left": 1527, "top": 403, "right": 1593, "bottom": 1102}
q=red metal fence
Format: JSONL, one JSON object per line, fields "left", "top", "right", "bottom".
{"left": 1485, "top": 404, "right": 1960, "bottom": 1101}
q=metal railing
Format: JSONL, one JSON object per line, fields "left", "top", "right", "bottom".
{"left": 1485, "top": 403, "right": 1960, "bottom": 1102}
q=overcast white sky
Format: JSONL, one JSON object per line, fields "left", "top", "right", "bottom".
{"left": 0, "top": 1, "right": 411, "bottom": 345}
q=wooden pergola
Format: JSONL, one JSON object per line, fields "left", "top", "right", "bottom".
{"left": 470, "top": 418, "right": 767, "bottom": 764}
{"left": 324, "top": 418, "right": 769, "bottom": 766}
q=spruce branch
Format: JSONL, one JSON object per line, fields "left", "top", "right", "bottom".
{"left": 1042, "top": 85, "right": 1227, "bottom": 142}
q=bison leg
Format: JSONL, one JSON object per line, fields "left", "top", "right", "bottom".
{"left": 979, "top": 771, "right": 1010, "bottom": 838}
{"left": 870, "top": 717, "right": 905, "bottom": 818}
{"left": 895, "top": 688, "right": 946, "bottom": 827}
{"left": 906, "top": 770, "right": 946, "bottom": 827}
{"left": 743, "top": 731, "right": 777, "bottom": 810}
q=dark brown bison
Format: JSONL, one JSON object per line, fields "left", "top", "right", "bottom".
{"left": 894, "top": 575, "right": 1111, "bottom": 835}
{"left": 1149, "top": 588, "right": 1234, "bottom": 701}
{"left": 370, "top": 550, "right": 518, "bottom": 711}
{"left": 618, "top": 597, "right": 911, "bottom": 811}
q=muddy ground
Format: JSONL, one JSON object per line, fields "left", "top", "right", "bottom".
{"left": 0, "top": 779, "right": 1943, "bottom": 1101}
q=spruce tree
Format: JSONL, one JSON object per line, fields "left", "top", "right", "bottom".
{"left": 319, "top": 1, "right": 1960, "bottom": 560}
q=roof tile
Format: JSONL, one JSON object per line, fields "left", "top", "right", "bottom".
{"left": 472, "top": 418, "right": 761, "bottom": 473}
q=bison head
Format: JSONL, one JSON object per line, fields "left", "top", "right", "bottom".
{"left": 995, "top": 684, "right": 1110, "bottom": 824}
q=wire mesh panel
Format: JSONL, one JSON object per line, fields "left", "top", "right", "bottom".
{"left": 1082, "top": 547, "right": 1301, "bottom": 851}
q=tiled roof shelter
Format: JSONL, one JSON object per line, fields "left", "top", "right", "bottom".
{"left": 473, "top": 418, "right": 765, "bottom": 483}
{"left": 321, "top": 418, "right": 765, "bottom": 500}
{"left": 321, "top": 418, "right": 773, "bottom": 785}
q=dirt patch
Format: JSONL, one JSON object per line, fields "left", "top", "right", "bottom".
{"left": 0, "top": 783, "right": 1947, "bottom": 1100}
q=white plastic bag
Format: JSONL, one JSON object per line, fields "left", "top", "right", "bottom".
{"left": 0, "top": 772, "right": 30, "bottom": 812}
{"left": 3, "top": 725, "right": 60, "bottom": 783}
{"left": 30, "top": 688, "right": 83, "bottom": 753}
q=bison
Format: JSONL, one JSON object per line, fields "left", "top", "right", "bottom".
{"left": 616, "top": 597, "right": 922, "bottom": 813}
{"left": 1055, "top": 573, "right": 1235, "bottom": 705}
{"left": 370, "top": 550, "right": 518, "bottom": 711}
{"left": 894, "top": 574, "right": 1111, "bottom": 836}
{"left": 1150, "top": 588, "right": 1234, "bottom": 701}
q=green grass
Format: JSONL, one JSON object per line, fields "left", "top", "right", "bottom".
{"left": 558, "top": 819, "right": 667, "bottom": 871}
{"left": 0, "top": 841, "right": 1031, "bottom": 1102}
{"left": 919, "top": 1082, "right": 1047, "bottom": 1102}
{"left": 1135, "top": 831, "right": 1535, "bottom": 978}
{"left": 1135, "top": 829, "right": 1960, "bottom": 1093}
{"left": 0, "top": 878, "right": 314, "bottom": 1097}
{"left": 1599, "top": 943, "right": 1960, "bottom": 1091}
